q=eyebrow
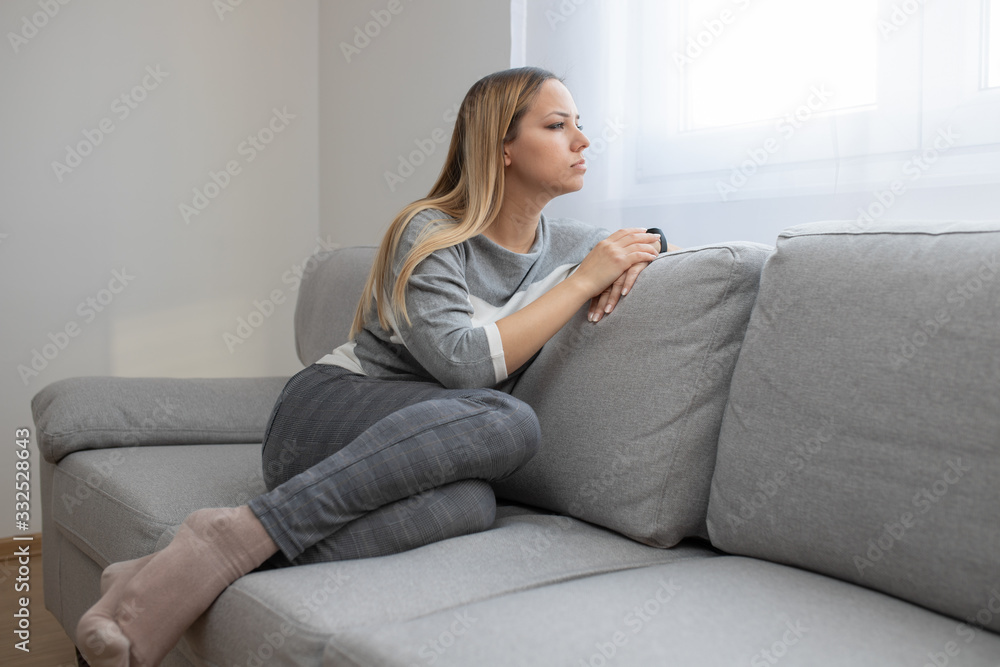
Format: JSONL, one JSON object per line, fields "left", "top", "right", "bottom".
{"left": 544, "top": 111, "right": 581, "bottom": 120}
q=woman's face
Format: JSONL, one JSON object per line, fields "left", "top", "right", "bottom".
{"left": 502, "top": 79, "right": 590, "bottom": 201}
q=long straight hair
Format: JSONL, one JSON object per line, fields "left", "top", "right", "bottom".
{"left": 348, "top": 67, "right": 561, "bottom": 339}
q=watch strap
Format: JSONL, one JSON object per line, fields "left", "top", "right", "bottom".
{"left": 645, "top": 227, "right": 668, "bottom": 254}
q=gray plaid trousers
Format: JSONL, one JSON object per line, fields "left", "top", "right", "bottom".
{"left": 247, "top": 364, "right": 540, "bottom": 565}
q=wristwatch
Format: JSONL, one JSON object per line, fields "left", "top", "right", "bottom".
{"left": 645, "top": 227, "right": 668, "bottom": 254}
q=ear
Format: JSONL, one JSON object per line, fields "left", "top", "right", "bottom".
{"left": 502, "top": 141, "right": 513, "bottom": 168}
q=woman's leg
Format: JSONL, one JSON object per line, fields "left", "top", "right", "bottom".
{"left": 254, "top": 364, "right": 536, "bottom": 564}
{"left": 78, "top": 366, "right": 539, "bottom": 665}
{"left": 258, "top": 364, "right": 507, "bottom": 488}
{"left": 263, "top": 478, "right": 496, "bottom": 566}
{"left": 249, "top": 370, "right": 540, "bottom": 563}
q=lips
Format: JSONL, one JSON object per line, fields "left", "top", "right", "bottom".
{"left": 572, "top": 159, "right": 587, "bottom": 169}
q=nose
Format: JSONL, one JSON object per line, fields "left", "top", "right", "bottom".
{"left": 574, "top": 126, "right": 590, "bottom": 152}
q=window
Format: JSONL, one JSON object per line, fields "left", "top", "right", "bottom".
{"left": 616, "top": 0, "right": 1000, "bottom": 203}
{"left": 683, "top": 0, "right": 878, "bottom": 130}
{"left": 986, "top": 0, "right": 1000, "bottom": 88}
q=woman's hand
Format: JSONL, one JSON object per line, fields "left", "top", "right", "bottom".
{"left": 588, "top": 260, "right": 649, "bottom": 322}
{"left": 571, "top": 228, "right": 660, "bottom": 299}
{"left": 586, "top": 241, "right": 682, "bottom": 322}
{"left": 495, "top": 230, "right": 658, "bottom": 375}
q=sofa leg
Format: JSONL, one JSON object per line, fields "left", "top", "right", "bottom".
{"left": 76, "top": 647, "right": 91, "bottom": 667}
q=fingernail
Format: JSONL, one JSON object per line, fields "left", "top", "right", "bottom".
{"left": 621, "top": 287, "right": 629, "bottom": 296}
{"left": 605, "top": 304, "right": 612, "bottom": 313}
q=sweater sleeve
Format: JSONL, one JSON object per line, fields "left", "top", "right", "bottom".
{"left": 386, "top": 211, "right": 503, "bottom": 389}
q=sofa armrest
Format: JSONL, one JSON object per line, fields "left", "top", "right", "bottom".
{"left": 31, "top": 376, "right": 289, "bottom": 464}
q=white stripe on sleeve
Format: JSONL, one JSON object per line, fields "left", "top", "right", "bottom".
{"left": 483, "top": 322, "right": 508, "bottom": 384}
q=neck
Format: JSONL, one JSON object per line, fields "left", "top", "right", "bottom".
{"left": 488, "top": 180, "right": 552, "bottom": 253}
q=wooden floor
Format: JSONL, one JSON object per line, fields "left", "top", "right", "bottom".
{"left": 1, "top": 536, "right": 78, "bottom": 667}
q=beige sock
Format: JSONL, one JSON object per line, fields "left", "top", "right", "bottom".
{"left": 92, "top": 506, "right": 277, "bottom": 667}
{"left": 77, "top": 553, "right": 156, "bottom": 667}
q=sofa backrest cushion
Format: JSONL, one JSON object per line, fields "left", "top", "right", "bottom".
{"left": 494, "top": 242, "right": 772, "bottom": 547}
{"left": 295, "top": 246, "right": 376, "bottom": 365}
{"left": 707, "top": 220, "right": 1000, "bottom": 631}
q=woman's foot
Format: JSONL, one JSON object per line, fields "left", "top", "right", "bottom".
{"left": 78, "top": 506, "right": 277, "bottom": 667}
{"left": 101, "top": 553, "right": 156, "bottom": 595}
{"left": 77, "top": 554, "right": 155, "bottom": 667}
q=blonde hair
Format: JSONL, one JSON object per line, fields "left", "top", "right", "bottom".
{"left": 349, "top": 67, "right": 561, "bottom": 338}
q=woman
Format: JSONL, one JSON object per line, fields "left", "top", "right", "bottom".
{"left": 77, "top": 66, "right": 666, "bottom": 667}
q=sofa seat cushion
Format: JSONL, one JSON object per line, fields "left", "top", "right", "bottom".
{"left": 325, "top": 556, "right": 1000, "bottom": 666}
{"left": 51, "top": 443, "right": 267, "bottom": 565}
{"left": 180, "top": 505, "right": 717, "bottom": 666}
{"left": 52, "top": 440, "right": 718, "bottom": 666}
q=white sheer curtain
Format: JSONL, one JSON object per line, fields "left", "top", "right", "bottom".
{"left": 512, "top": 0, "right": 1000, "bottom": 246}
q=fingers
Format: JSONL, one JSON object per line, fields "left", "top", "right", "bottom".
{"left": 620, "top": 261, "right": 648, "bottom": 296}
{"left": 605, "top": 229, "right": 662, "bottom": 251}
{"left": 603, "top": 274, "right": 627, "bottom": 316}
{"left": 605, "top": 227, "right": 647, "bottom": 242}
{"left": 630, "top": 234, "right": 663, "bottom": 254}
{"left": 590, "top": 272, "right": 628, "bottom": 322}
{"left": 589, "top": 289, "right": 610, "bottom": 322}
{"left": 627, "top": 247, "right": 660, "bottom": 266}
{"left": 612, "top": 236, "right": 660, "bottom": 264}
{"left": 588, "top": 294, "right": 603, "bottom": 322}
{"left": 589, "top": 259, "right": 654, "bottom": 323}
{"left": 625, "top": 232, "right": 662, "bottom": 262}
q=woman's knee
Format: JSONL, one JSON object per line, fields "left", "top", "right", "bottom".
{"left": 508, "top": 396, "right": 541, "bottom": 462}
{"left": 473, "top": 391, "right": 541, "bottom": 466}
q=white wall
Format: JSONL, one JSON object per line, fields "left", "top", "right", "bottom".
{"left": 317, "top": 0, "right": 511, "bottom": 246}
{"left": 1, "top": 0, "right": 320, "bottom": 538}
{"left": 0, "top": 0, "right": 513, "bottom": 540}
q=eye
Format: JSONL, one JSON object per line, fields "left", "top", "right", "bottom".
{"left": 549, "top": 122, "right": 566, "bottom": 129}
{"left": 576, "top": 124, "right": 584, "bottom": 131}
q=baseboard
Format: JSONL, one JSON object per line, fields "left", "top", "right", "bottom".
{"left": 0, "top": 532, "right": 42, "bottom": 560}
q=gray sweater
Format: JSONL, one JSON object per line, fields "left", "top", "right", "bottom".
{"left": 316, "top": 208, "right": 609, "bottom": 389}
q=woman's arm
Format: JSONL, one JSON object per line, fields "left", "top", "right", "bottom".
{"left": 496, "top": 229, "right": 660, "bottom": 375}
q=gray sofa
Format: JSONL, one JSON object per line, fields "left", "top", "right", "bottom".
{"left": 33, "top": 220, "right": 1000, "bottom": 666}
